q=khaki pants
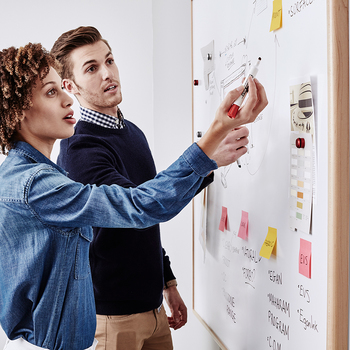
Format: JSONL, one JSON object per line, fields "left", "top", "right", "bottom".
{"left": 3, "top": 337, "right": 98, "bottom": 350}
{"left": 95, "top": 305, "right": 173, "bottom": 350}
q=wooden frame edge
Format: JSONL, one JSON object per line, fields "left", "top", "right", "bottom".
{"left": 327, "top": 0, "right": 349, "bottom": 349}
{"left": 192, "top": 309, "right": 228, "bottom": 350}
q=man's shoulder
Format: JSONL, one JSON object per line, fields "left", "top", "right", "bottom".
{"left": 125, "top": 119, "right": 146, "bottom": 132}
{"left": 65, "top": 121, "right": 105, "bottom": 142}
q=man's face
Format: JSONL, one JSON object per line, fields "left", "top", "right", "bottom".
{"left": 64, "top": 40, "right": 122, "bottom": 115}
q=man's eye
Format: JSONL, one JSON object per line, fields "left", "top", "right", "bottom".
{"left": 87, "top": 66, "right": 96, "bottom": 73}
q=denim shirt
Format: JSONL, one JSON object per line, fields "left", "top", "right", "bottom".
{"left": 0, "top": 141, "right": 217, "bottom": 350}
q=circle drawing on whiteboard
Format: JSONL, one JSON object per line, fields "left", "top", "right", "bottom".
{"left": 217, "top": 0, "right": 277, "bottom": 186}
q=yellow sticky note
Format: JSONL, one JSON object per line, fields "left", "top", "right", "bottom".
{"left": 270, "top": 0, "right": 282, "bottom": 32}
{"left": 259, "top": 227, "right": 277, "bottom": 259}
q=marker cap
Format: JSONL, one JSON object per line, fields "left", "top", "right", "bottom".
{"left": 228, "top": 104, "right": 240, "bottom": 119}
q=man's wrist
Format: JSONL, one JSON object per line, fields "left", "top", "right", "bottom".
{"left": 164, "top": 279, "right": 178, "bottom": 290}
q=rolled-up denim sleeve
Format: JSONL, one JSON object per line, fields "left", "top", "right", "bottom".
{"left": 27, "top": 143, "right": 218, "bottom": 230}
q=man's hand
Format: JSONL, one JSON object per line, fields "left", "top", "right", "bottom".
{"left": 211, "top": 126, "right": 249, "bottom": 167}
{"left": 163, "top": 286, "right": 187, "bottom": 330}
{"left": 197, "top": 77, "right": 267, "bottom": 162}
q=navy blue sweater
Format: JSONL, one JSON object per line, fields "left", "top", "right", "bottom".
{"left": 58, "top": 120, "right": 213, "bottom": 315}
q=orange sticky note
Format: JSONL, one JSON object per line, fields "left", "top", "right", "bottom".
{"left": 270, "top": 0, "right": 282, "bottom": 32}
{"left": 259, "top": 227, "right": 277, "bottom": 259}
{"left": 219, "top": 206, "right": 228, "bottom": 232}
{"left": 238, "top": 210, "right": 249, "bottom": 240}
{"left": 299, "top": 239, "right": 311, "bottom": 278}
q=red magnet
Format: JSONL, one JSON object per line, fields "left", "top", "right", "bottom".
{"left": 193, "top": 80, "right": 199, "bottom": 86}
{"left": 296, "top": 138, "right": 305, "bottom": 149}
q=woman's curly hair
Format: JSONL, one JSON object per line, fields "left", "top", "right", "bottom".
{"left": 0, "top": 43, "right": 61, "bottom": 154}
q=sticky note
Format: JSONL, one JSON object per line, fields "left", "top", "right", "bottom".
{"left": 238, "top": 210, "right": 249, "bottom": 240}
{"left": 299, "top": 239, "right": 311, "bottom": 278}
{"left": 270, "top": 0, "right": 282, "bottom": 31}
{"left": 219, "top": 206, "right": 228, "bottom": 232}
{"left": 259, "top": 227, "right": 277, "bottom": 259}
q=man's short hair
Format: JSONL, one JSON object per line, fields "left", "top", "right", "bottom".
{"left": 51, "top": 26, "right": 111, "bottom": 80}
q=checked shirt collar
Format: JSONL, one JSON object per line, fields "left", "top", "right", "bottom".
{"left": 80, "top": 106, "right": 126, "bottom": 129}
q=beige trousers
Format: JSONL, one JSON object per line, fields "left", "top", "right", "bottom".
{"left": 95, "top": 305, "right": 173, "bottom": 350}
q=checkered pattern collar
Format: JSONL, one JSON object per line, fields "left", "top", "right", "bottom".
{"left": 79, "top": 106, "right": 126, "bottom": 129}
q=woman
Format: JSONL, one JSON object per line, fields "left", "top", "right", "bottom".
{"left": 0, "top": 43, "right": 267, "bottom": 350}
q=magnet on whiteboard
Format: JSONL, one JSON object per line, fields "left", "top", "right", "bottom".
{"left": 197, "top": 131, "right": 203, "bottom": 138}
{"left": 296, "top": 138, "right": 305, "bottom": 149}
{"left": 201, "top": 40, "right": 214, "bottom": 90}
{"left": 194, "top": 79, "right": 199, "bottom": 86}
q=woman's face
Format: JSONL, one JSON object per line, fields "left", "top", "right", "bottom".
{"left": 19, "top": 67, "right": 76, "bottom": 157}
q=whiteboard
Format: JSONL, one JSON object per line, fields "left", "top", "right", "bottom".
{"left": 192, "top": 1, "right": 349, "bottom": 349}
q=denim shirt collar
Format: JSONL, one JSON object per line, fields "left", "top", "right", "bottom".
{"left": 12, "top": 141, "right": 67, "bottom": 176}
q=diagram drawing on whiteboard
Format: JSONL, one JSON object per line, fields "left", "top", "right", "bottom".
{"left": 199, "top": 0, "right": 278, "bottom": 188}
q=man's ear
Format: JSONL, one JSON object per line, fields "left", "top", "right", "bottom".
{"left": 62, "top": 79, "right": 79, "bottom": 95}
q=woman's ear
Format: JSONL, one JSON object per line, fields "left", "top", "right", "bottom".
{"left": 19, "top": 110, "right": 26, "bottom": 122}
{"left": 14, "top": 112, "right": 26, "bottom": 139}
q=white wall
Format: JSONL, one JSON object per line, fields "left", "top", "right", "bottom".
{"left": 0, "top": 0, "right": 154, "bottom": 163}
{"left": 0, "top": 1, "right": 219, "bottom": 349}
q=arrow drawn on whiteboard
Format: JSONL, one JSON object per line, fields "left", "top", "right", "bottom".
{"left": 245, "top": 282, "right": 256, "bottom": 289}
{"left": 237, "top": 38, "right": 246, "bottom": 46}
{"left": 245, "top": 1, "right": 256, "bottom": 49}
{"left": 274, "top": 33, "right": 280, "bottom": 47}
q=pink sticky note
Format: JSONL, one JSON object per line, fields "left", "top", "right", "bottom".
{"left": 299, "top": 239, "right": 312, "bottom": 278}
{"left": 219, "top": 206, "right": 228, "bottom": 232}
{"left": 238, "top": 210, "right": 249, "bottom": 240}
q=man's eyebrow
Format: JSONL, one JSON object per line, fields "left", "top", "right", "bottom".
{"left": 82, "top": 59, "right": 97, "bottom": 69}
{"left": 82, "top": 51, "right": 113, "bottom": 69}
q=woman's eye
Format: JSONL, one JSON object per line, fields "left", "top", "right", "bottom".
{"left": 47, "top": 89, "right": 56, "bottom": 96}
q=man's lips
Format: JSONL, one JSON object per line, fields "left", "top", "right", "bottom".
{"left": 104, "top": 83, "right": 118, "bottom": 92}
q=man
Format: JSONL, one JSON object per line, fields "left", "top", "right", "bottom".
{"left": 51, "top": 26, "right": 254, "bottom": 350}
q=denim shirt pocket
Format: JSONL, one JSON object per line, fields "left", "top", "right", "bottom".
{"left": 74, "top": 228, "right": 93, "bottom": 280}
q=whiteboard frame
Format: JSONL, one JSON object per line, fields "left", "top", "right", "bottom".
{"left": 326, "top": 0, "right": 349, "bottom": 349}
{"left": 191, "top": 1, "right": 349, "bottom": 349}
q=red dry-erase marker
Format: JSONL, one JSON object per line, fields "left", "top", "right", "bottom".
{"left": 228, "top": 57, "right": 261, "bottom": 118}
